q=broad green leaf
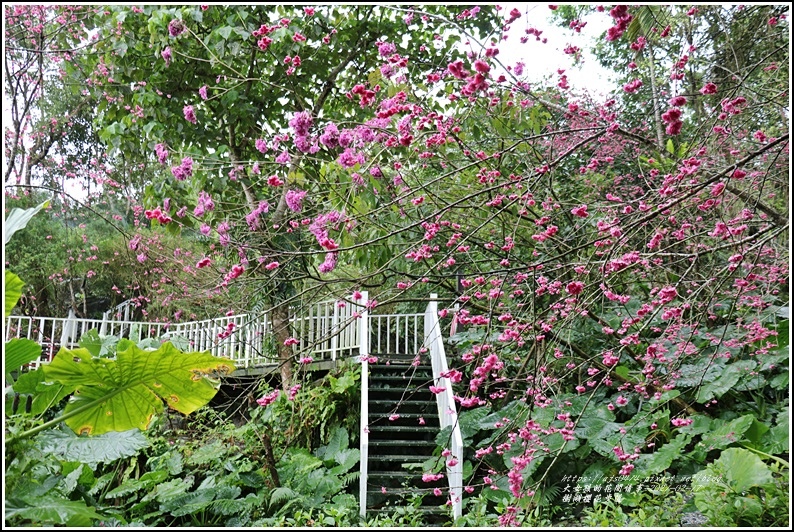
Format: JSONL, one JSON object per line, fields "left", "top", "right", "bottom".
{"left": 79, "top": 330, "right": 120, "bottom": 358}
{"left": 12, "top": 367, "right": 75, "bottom": 416}
{"left": 634, "top": 432, "right": 690, "bottom": 476}
{"left": 328, "top": 448, "right": 359, "bottom": 475}
{"left": 614, "top": 365, "right": 631, "bottom": 380}
{"left": 316, "top": 426, "right": 348, "bottom": 462}
{"left": 105, "top": 470, "right": 169, "bottom": 498}
{"left": 42, "top": 341, "right": 234, "bottom": 435}
{"left": 4, "top": 496, "right": 104, "bottom": 526}
{"left": 4, "top": 197, "right": 51, "bottom": 244}
{"left": 697, "top": 414, "right": 755, "bottom": 452}
{"left": 695, "top": 361, "right": 756, "bottom": 403}
{"left": 743, "top": 418, "right": 770, "bottom": 445}
{"left": 710, "top": 448, "right": 774, "bottom": 493}
{"left": 759, "top": 407, "right": 788, "bottom": 454}
{"left": 37, "top": 428, "right": 150, "bottom": 466}
{"left": 5, "top": 338, "right": 42, "bottom": 374}
{"left": 5, "top": 271, "right": 24, "bottom": 318}
{"left": 78, "top": 330, "right": 103, "bottom": 358}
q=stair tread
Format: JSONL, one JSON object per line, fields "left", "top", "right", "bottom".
{"left": 369, "top": 398, "right": 434, "bottom": 404}
{"left": 369, "top": 439, "right": 435, "bottom": 447}
{"left": 368, "top": 425, "right": 436, "bottom": 432}
{"left": 369, "top": 454, "right": 436, "bottom": 460}
{"left": 369, "top": 412, "right": 437, "bottom": 418}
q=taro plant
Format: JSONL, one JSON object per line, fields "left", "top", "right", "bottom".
{"left": 4, "top": 201, "right": 237, "bottom": 526}
{"left": 691, "top": 447, "right": 789, "bottom": 527}
{"left": 3, "top": 327, "right": 235, "bottom": 527}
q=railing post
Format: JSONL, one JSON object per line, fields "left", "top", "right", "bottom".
{"left": 425, "top": 293, "right": 464, "bottom": 521}
{"left": 331, "top": 300, "right": 339, "bottom": 361}
{"left": 359, "top": 290, "right": 369, "bottom": 518}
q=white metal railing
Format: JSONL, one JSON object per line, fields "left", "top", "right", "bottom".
{"left": 5, "top": 291, "right": 462, "bottom": 518}
{"left": 358, "top": 291, "right": 370, "bottom": 517}
{"left": 425, "top": 293, "right": 464, "bottom": 520}
{"left": 4, "top": 313, "right": 176, "bottom": 369}
{"left": 368, "top": 311, "right": 423, "bottom": 356}
{"left": 4, "top": 293, "right": 376, "bottom": 370}
{"left": 292, "top": 298, "right": 362, "bottom": 361}
{"left": 102, "top": 298, "right": 137, "bottom": 322}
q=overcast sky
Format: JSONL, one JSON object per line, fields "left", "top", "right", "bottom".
{"left": 495, "top": 3, "right": 614, "bottom": 97}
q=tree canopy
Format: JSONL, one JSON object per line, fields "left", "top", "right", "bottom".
{"left": 4, "top": 4, "right": 789, "bottom": 527}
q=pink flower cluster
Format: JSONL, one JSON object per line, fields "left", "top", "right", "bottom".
{"left": 155, "top": 143, "right": 168, "bottom": 164}
{"left": 183, "top": 105, "right": 197, "bottom": 124}
{"left": 606, "top": 5, "right": 632, "bottom": 41}
{"left": 245, "top": 200, "right": 269, "bottom": 230}
{"left": 662, "top": 107, "right": 683, "bottom": 136}
{"left": 256, "top": 389, "right": 280, "bottom": 407}
{"left": 252, "top": 23, "right": 275, "bottom": 51}
{"left": 318, "top": 252, "right": 338, "bottom": 273}
{"left": 144, "top": 206, "right": 171, "bottom": 224}
{"left": 193, "top": 191, "right": 215, "bottom": 216}
{"left": 287, "top": 384, "right": 301, "bottom": 401}
{"left": 350, "top": 83, "right": 377, "bottom": 107}
{"left": 171, "top": 156, "right": 193, "bottom": 180}
{"left": 623, "top": 78, "right": 643, "bottom": 93}
{"left": 217, "top": 321, "right": 235, "bottom": 339}
{"left": 161, "top": 46, "right": 172, "bottom": 66}
{"left": 285, "top": 189, "right": 307, "bottom": 212}
{"left": 168, "top": 19, "right": 185, "bottom": 37}
{"left": 700, "top": 82, "right": 718, "bottom": 95}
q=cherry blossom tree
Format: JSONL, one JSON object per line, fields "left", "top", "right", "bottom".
{"left": 4, "top": 4, "right": 788, "bottom": 523}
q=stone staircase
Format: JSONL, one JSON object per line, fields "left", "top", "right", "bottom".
{"left": 364, "top": 354, "right": 451, "bottom": 524}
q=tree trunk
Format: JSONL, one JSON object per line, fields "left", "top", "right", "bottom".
{"left": 261, "top": 431, "right": 281, "bottom": 488}
{"left": 644, "top": 43, "right": 666, "bottom": 151}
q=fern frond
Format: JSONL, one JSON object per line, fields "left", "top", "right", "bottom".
{"left": 270, "top": 486, "right": 298, "bottom": 507}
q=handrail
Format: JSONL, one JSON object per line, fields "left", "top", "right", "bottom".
{"left": 358, "top": 291, "right": 370, "bottom": 518}
{"left": 6, "top": 291, "right": 460, "bottom": 519}
{"left": 5, "top": 298, "right": 365, "bottom": 369}
{"left": 425, "top": 293, "right": 464, "bottom": 520}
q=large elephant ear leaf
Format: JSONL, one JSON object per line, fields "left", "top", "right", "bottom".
{"left": 4, "top": 196, "right": 51, "bottom": 245}
{"left": 43, "top": 341, "right": 234, "bottom": 436}
{"left": 5, "top": 271, "right": 24, "bottom": 318}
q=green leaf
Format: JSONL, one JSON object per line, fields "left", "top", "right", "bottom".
{"left": 77, "top": 331, "right": 119, "bottom": 358}
{"left": 634, "top": 433, "right": 690, "bottom": 476}
{"left": 759, "top": 407, "right": 788, "bottom": 454}
{"left": 4, "top": 197, "right": 51, "bottom": 244}
{"left": 5, "top": 338, "right": 42, "bottom": 374}
{"left": 698, "top": 414, "right": 755, "bottom": 452}
{"left": 5, "top": 496, "right": 104, "bottom": 526}
{"left": 42, "top": 342, "right": 235, "bottom": 435}
{"left": 105, "top": 470, "right": 169, "bottom": 498}
{"left": 614, "top": 365, "right": 631, "bottom": 380}
{"left": 5, "top": 271, "right": 25, "bottom": 318}
{"left": 37, "top": 428, "right": 150, "bottom": 466}
{"left": 703, "top": 448, "right": 774, "bottom": 493}
{"left": 12, "top": 367, "right": 75, "bottom": 416}
{"left": 78, "top": 330, "right": 103, "bottom": 358}
{"left": 695, "top": 361, "right": 756, "bottom": 403}
{"left": 742, "top": 418, "right": 770, "bottom": 445}
{"left": 316, "top": 426, "right": 348, "bottom": 462}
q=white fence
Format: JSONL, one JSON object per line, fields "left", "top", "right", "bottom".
{"left": 6, "top": 292, "right": 463, "bottom": 518}
{"left": 4, "top": 292, "right": 425, "bottom": 370}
